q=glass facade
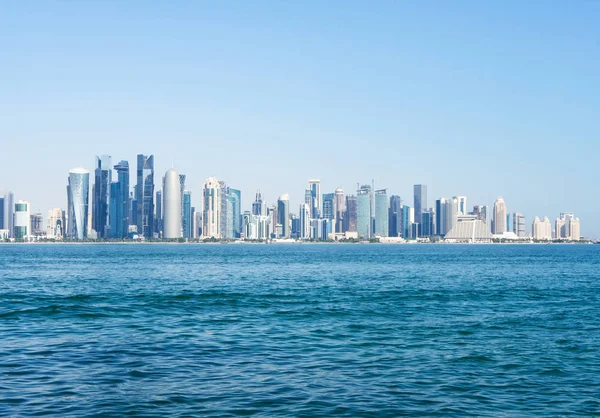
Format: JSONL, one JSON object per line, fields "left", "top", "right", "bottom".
{"left": 401, "top": 205, "right": 411, "bottom": 238}
{"left": 67, "top": 169, "right": 90, "bottom": 240}
{"left": 322, "top": 193, "right": 334, "bottom": 220}
{"left": 374, "top": 190, "right": 388, "bottom": 237}
{"left": 228, "top": 188, "right": 241, "bottom": 238}
{"left": 110, "top": 160, "right": 129, "bottom": 239}
{"left": 343, "top": 195, "right": 357, "bottom": 233}
{"left": 136, "top": 154, "right": 154, "bottom": 239}
{"left": 183, "top": 191, "right": 192, "bottom": 239}
{"left": 413, "top": 185, "right": 427, "bottom": 225}
{"left": 388, "top": 195, "right": 401, "bottom": 237}
{"left": 93, "top": 155, "right": 112, "bottom": 238}
{"left": 357, "top": 186, "right": 371, "bottom": 238}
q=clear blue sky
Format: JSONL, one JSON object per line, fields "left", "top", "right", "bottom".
{"left": 1, "top": 1, "right": 599, "bottom": 237}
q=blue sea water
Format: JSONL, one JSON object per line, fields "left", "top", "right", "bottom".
{"left": 1, "top": 243, "right": 599, "bottom": 416}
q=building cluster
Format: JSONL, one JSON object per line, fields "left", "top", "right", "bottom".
{"left": 0, "top": 155, "right": 584, "bottom": 242}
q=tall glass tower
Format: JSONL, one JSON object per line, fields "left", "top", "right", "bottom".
{"left": 110, "top": 160, "right": 129, "bottom": 239}
{"left": 414, "top": 184, "right": 427, "bottom": 225}
{"left": 67, "top": 168, "right": 90, "bottom": 240}
{"left": 136, "top": 154, "right": 154, "bottom": 239}
{"left": 357, "top": 185, "right": 371, "bottom": 238}
{"left": 183, "top": 191, "right": 192, "bottom": 239}
{"left": 374, "top": 189, "right": 389, "bottom": 237}
{"left": 322, "top": 193, "right": 334, "bottom": 220}
{"left": 388, "top": 195, "right": 402, "bottom": 237}
{"left": 93, "top": 155, "right": 112, "bottom": 238}
{"left": 277, "top": 194, "right": 290, "bottom": 238}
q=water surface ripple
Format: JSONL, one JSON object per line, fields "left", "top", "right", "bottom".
{"left": 1, "top": 244, "right": 599, "bottom": 416}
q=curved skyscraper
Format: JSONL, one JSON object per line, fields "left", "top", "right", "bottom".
{"left": 163, "top": 168, "right": 182, "bottom": 239}
{"left": 67, "top": 168, "right": 90, "bottom": 240}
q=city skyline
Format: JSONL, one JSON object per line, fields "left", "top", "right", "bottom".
{"left": 2, "top": 2, "right": 599, "bottom": 236}
{"left": 0, "top": 153, "right": 587, "bottom": 241}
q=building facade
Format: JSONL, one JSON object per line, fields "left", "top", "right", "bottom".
{"left": 67, "top": 168, "right": 90, "bottom": 240}
{"left": 136, "top": 154, "right": 154, "bottom": 239}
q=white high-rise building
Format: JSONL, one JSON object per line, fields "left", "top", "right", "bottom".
{"left": 299, "top": 203, "right": 311, "bottom": 239}
{"left": 569, "top": 218, "right": 581, "bottom": 240}
{"left": 13, "top": 200, "right": 31, "bottom": 239}
{"left": 493, "top": 197, "right": 507, "bottom": 235}
{"left": 67, "top": 168, "right": 90, "bottom": 240}
{"left": 454, "top": 196, "right": 467, "bottom": 215}
{"left": 163, "top": 169, "right": 182, "bottom": 239}
{"left": 532, "top": 216, "right": 552, "bottom": 240}
{"left": 202, "top": 177, "right": 221, "bottom": 239}
{"left": 46, "top": 208, "right": 66, "bottom": 239}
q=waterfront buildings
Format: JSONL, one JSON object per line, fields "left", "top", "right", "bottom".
{"left": 5, "top": 192, "right": 14, "bottom": 238}
{"left": 513, "top": 212, "right": 527, "bottom": 238}
{"left": 0, "top": 196, "right": 4, "bottom": 232}
{"left": 93, "top": 155, "right": 112, "bottom": 238}
{"left": 308, "top": 179, "right": 321, "bottom": 219}
{"left": 454, "top": 196, "right": 467, "bottom": 215}
{"left": 67, "top": 168, "right": 90, "bottom": 240}
{"left": 46, "top": 208, "right": 66, "bottom": 240}
{"left": 374, "top": 189, "right": 389, "bottom": 237}
{"left": 252, "top": 191, "right": 265, "bottom": 216}
{"left": 202, "top": 177, "right": 221, "bottom": 238}
{"left": 357, "top": 185, "right": 371, "bottom": 238}
{"left": 322, "top": 193, "right": 334, "bottom": 221}
{"left": 343, "top": 195, "right": 357, "bottom": 233}
{"left": 532, "top": 216, "right": 552, "bottom": 240}
{"left": 163, "top": 168, "right": 182, "bottom": 239}
{"left": 110, "top": 160, "right": 130, "bottom": 239}
{"left": 183, "top": 191, "right": 192, "bottom": 238}
{"left": 493, "top": 197, "right": 507, "bottom": 235}
{"left": 334, "top": 188, "right": 345, "bottom": 233}
{"left": 388, "top": 195, "right": 401, "bottom": 237}
{"left": 136, "top": 154, "right": 154, "bottom": 239}
{"left": 277, "top": 194, "right": 290, "bottom": 238}
{"left": 13, "top": 201, "right": 31, "bottom": 239}
{"left": 414, "top": 184, "right": 427, "bottom": 225}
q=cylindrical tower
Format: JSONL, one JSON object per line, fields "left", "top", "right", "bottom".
{"left": 163, "top": 169, "right": 182, "bottom": 239}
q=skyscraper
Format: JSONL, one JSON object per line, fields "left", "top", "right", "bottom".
{"left": 67, "top": 168, "right": 90, "bottom": 240}
{"left": 334, "top": 187, "right": 345, "bottom": 233}
{"left": 155, "top": 190, "right": 162, "bottom": 236}
{"left": 322, "top": 193, "right": 334, "bottom": 220}
{"left": 14, "top": 201, "right": 30, "bottom": 239}
{"left": 421, "top": 210, "right": 434, "bottom": 237}
{"left": 401, "top": 205, "right": 411, "bottom": 238}
{"left": 454, "top": 196, "right": 467, "bottom": 215}
{"left": 202, "top": 177, "right": 221, "bottom": 238}
{"left": 30, "top": 213, "right": 44, "bottom": 237}
{"left": 344, "top": 195, "right": 357, "bottom": 233}
{"left": 5, "top": 192, "right": 14, "bottom": 238}
{"left": 532, "top": 216, "right": 552, "bottom": 240}
{"left": 93, "top": 155, "right": 112, "bottom": 238}
{"left": 308, "top": 179, "right": 321, "bottom": 219}
{"left": 493, "top": 197, "right": 507, "bottom": 235}
{"left": 445, "top": 197, "right": 458, "bottom": 235}
{"left": 183, "top": 191, "right": 192, "bottom": 239}
{"left": 0, "top": 196, "right": 4, "bottom": 231}
{"left": 513, "top": 212, "right": 526, "bottom": 238}
{"left": 136, "top": 154, "right": 154, "bottom": 239}
{"left": 357, "top": 185, "right": 371, "bottom": 238}
{"left": 163, "top": 168, "right": 182, "bottom": 239}
{"left": 299, "top": 203, "right": 311, "bottom": 239}
{"left": 374, "top": 189, "right": 389, "bottom": 237}
{"left": 228, "top": 188, "right": 242, "bottom": 238}
{"left": 414, "top": 184, "right": 427, "bottom": 225}
{"left": 179, "top": 174, "right": 186, "bottom": 236}
{"left": 388, "top": 195, "right": 402, "bottom": 237}
{"left": 277, "top": 194, "right": 290, "bottom": 238}
{"left": 435, "top": 198, "right": 447, "bottom": 236}
{"left": 110, "top": 160, "right": 129, "bottom": 239}
{"left": 252, "top": 190, "right": 265, "bottom": 216}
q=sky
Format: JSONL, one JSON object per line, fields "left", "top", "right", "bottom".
{"left": 1, "top": 1, "right": 599, "bottom": 237}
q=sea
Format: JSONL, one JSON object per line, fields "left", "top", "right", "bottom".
{"left": 1, "top": 243, "right": 599, "bottom": 416}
